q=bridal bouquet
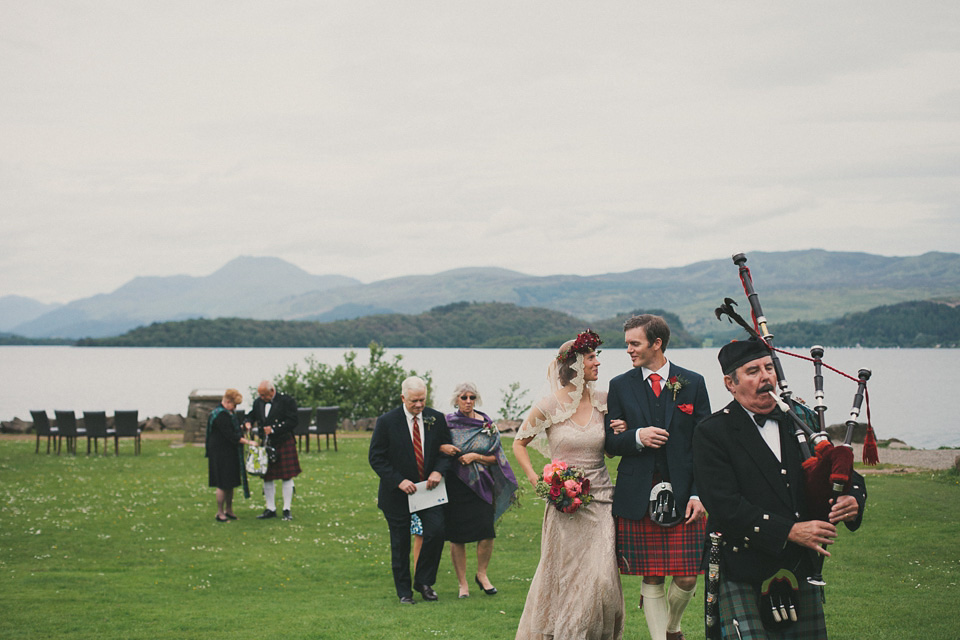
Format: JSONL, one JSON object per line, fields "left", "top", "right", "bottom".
{"left": 536, "top": 459, "right": 594, "bottom": 514}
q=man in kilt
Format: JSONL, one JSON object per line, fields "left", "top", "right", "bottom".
{"left": 605, "top": 314, "right": 711, "bottom": 640}
{"left": 693, "top": 338, "right": 865, "bottom": 639}
{"left": 244, "top": 380, "right": 301, "bottom": 521}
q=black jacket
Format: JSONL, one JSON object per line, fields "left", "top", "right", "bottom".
{"left": 247, "top": 392, "right": 298, "bottom": 445}
{"left": 693, "top": 399, "right": 866, "bottom": 583}
{"left": 368, "top": 407, "right": 452, "bottom": 518}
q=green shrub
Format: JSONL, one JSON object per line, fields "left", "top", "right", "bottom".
{"left": 497, "top": 381, "right": 532, "bottom": 421}
{"left": 273, "top": 341, "right": 433, "bottom": 420}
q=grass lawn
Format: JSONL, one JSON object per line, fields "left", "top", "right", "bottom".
{"left": 0, "top": 433, "right": 957, "bottom": 639}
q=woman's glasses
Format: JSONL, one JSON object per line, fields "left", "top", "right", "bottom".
{"left": 459, "top": 394, "right": 476, "bottom": 401}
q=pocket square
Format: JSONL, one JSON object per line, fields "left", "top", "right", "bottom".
{"left": 677, "top": 404, "right": 694, "bottom": 415}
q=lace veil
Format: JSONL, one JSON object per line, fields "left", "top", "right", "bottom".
{"left": 515, "top": 339, "right": 606, "bottom": 458}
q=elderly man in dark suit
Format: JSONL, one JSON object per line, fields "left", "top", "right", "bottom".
{"left": 369, "top": 376, "right": 452, "bottom": 604}
{"left": 605, "top": 314, "right": 711, "bottom": 640}
{"left": 243, "top": 380, "right": 301, "bottom": 521}
{"left": 694, "top": 338, "right": 866, "bottom": 639}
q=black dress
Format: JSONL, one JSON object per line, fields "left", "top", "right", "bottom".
{"left": 207, "top": 409, "right": 242, "bottom": 490}
{"left": 444, "top": 467, "right": 495, "bottom": 543}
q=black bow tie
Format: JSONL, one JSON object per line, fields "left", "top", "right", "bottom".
{"left": 754, "top": 408, "right": 784, "bottom": 427}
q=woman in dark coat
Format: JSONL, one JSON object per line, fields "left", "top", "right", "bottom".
{"left": 444, "top": 382, "right": 518, "bottom": 598}
{"left": 207, "top": 389, "right": 257, "bottom": 522}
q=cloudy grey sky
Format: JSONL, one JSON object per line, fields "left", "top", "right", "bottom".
{"left": 3, "top": 1, "right": 958, "bottom": 304}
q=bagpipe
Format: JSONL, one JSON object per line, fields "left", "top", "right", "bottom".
{"left": 705, "top": 252, "right": 879, "bottom": 639}
{"left": 716, "top": 253, "right": 878, "bottom": 581}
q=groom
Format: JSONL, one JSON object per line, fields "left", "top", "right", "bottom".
{"left": 605, "top": 314, "right": 711, "bottom": 640}
{"left": 369, "top": 376, "right": 452, "bottom": 604}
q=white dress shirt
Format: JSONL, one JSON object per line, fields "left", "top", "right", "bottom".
{"left": 745, "top": 408, "right": 783, "bottom": 463}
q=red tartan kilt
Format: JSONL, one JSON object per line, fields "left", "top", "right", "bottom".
{"left": 262, "top": 437, "right": 301, "bottom": 481}
{"left": 616, "top": 514, "right": 707, "bottom": 576}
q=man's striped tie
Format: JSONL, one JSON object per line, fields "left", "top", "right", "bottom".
{"left": 412, "top": 415, "right": 424, "bottom": 480}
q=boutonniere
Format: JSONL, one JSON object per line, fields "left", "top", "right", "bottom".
{"left": 481, "top": 421, "right": 498, "bottom": 436}
{"left": 665, "top": 375, "right": 687, "bottom": 401}
{"left": 423, "top": 415, "right": 436, "bottom": 431}
{"left": 677, "top": 403, "right": 694, "bottom": 415}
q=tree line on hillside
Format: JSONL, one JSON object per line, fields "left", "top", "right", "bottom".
{"left": 60, "top": 299, "right": 960, "bottom": 349}
{"left": 0, "top": 334, "right": 72, "bottom": 345}
{"left": 75, "top": 302, "right": 700, "bottom": 348}
{"left": 771, "top": 300, "right": 960, "bottom": 348}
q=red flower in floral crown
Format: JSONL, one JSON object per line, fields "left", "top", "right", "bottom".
{"left": 677, "top": 403, "right": 694, "bottom": 415}
{"left": 557, "top": 329, "right": 603, "bottom": 363}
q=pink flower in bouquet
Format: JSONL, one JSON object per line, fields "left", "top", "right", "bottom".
{"left": 563, "top": 479, "right": 580, "bottom": 498}
{"left": 549, "top": 484, "right": 563, "bottom": 499}
{"left": 563, "top": 497, "right": 583, "bottom": 513}
{"left": 542, "top": 462, "right": 555, "bottom": 482}
{"left": 542, "top": 459, "right": 568, "bottom": 484}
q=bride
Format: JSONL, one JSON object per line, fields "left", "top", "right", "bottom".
{"left": 512, "top": 330, "right": 625, "bottom": 640}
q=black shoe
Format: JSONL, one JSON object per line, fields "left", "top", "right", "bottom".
{"left": 256, "top": 509, "right": 277, "bottom": 519}
{"left": 413, "top": 583, "right": 438, "bottom": 601}
{"left": 282, "top": 510, "right": 293, "bottom": 521}
{"left": 215, "top": 515, "right": 230, "bottom": 523}
{"left": 475, "top": 575, "right": 497, "bottom": 595}
{"left": 224, "top": 513, "right": 238, "bottom": 520}
{"left": 399, "top": 596, "right": 416, "bottom": 605}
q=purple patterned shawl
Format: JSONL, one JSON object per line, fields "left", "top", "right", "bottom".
{"left": 445, "top": 410, "right": 518, "bottom": 521}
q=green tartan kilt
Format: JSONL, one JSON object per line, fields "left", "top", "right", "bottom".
{"left": 718, "top": 578, "right": 827, "bottom": 639}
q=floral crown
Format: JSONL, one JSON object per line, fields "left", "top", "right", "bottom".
{"left": 556, "top": 329, "right": 603, "bottom": 363}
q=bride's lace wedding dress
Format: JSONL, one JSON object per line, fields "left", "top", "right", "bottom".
{"left": 515, "top": 392, "right": 624, "bottom": 640}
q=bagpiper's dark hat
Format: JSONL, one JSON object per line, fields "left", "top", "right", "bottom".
{"left": 718, "top": 337, "right": 770, "bottom": 375}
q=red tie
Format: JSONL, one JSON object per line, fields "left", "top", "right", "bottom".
{"left": 412, "top": 415, "right": 425, "bottom": 481}
{"left": 649, "top": 373, "right": 662, "bottom": 398}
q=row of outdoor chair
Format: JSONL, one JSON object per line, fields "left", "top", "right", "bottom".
{"left": 31, "top": 410, "right": 141, "bottom": 455}
{"left": 294, "top": 406, "right": 340, "bottom": 452}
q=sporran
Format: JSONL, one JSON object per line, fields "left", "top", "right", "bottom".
{"left": 648, "top": 481, "right": 683, "bottom": 527}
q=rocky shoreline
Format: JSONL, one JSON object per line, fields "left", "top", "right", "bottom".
{"left": 860, "top": 445, "right": 960, "bottom": 472}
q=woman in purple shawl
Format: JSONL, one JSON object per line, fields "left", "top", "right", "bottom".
{"left": 443, "top": 382, "right": 518, "bottom": 598}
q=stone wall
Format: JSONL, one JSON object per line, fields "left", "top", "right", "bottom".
{"left": 184, "top": 390, "right": 225, "bottom": 443}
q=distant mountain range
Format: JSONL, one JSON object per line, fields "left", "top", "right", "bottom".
{"left": 0, "top": 296, "right": 62, "bottom": 332}
{"left": 3, "top": 250, "right": 960, "bottom": 340}
{"left": 2, "top": 257, "right": 359, "bottom": 339}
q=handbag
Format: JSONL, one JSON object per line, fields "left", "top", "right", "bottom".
{"left": 245, "top": 444, "right": 269, "bottom": 476}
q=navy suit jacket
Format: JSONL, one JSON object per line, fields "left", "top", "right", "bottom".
{"left": 604, "top": 363, "right": 711, "bottom": 521}
{"left": 694, "top": 399, "right": 866, "bottom": 583}
{"left": 368, "top": 407, "right": 453, "bottom": 518}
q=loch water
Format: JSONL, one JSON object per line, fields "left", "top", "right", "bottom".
{"left": 1, "top": 345, "right": 956, "bottom": 449}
